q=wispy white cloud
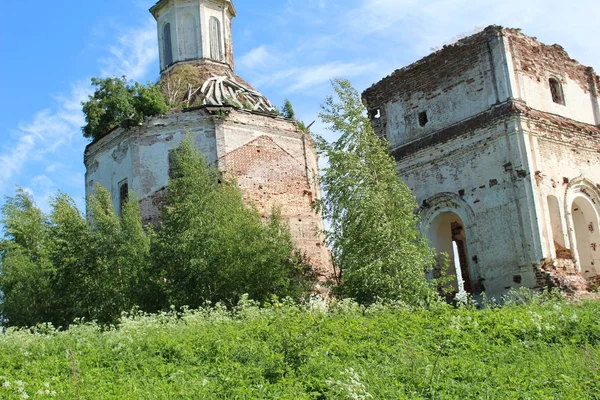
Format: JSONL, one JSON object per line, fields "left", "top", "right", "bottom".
{"left": 237, "top": 45, "right": 282, "bottom": 70}
{"left": 22, "top": 175, "right": 58, "bottom": 213}
{"left": 0, "top": 19, "right": 158, "bottom": 206}
{"left": 100, "top": 18, "right": 158, "bottom": 81}
{"left": 344, "top": 0, "right": 600, "bottom": 68}
{"left": 256, "top": 61, "right": 380, "bottom": 93}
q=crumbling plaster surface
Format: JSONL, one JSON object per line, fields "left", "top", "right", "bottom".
{"left": 363, "top": 26, "right": 514, "bottom": 148}
{"left": 505, "top": 28, "right": 600, "bottom": 125}
{"left": 85, "top": 111, "right": 218, "bottom": 221}
{"left": 403, "top": 115, "right": 541, "bottom": 295}
{"left": 525, "top": 114, "right": 600, "bottom": 277}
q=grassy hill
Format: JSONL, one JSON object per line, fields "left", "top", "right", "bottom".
{"left": 1, "top": 292, "right": 600, "bottom": 399}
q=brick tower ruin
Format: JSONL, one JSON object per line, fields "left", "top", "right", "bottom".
{"left": 363, "top": 26, "right": 600, "bottom": 298}
{"left": 84, "top": 0, "right": 332, "bottom": 281}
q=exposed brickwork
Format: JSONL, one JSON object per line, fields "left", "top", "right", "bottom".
{"left": 363, "top": 26, "right": 499, "bottom": 107}
{"left": 219, "top": 135, "right": 331, "bottom": 280}
{"left": 503, "top": 28, "right": 600, "bottom": 93}
{"left": 140, "top": 187, "right": 167, "bottom": 227}
{"left": 534, "top": 260, "right": 595, "bottom": 298}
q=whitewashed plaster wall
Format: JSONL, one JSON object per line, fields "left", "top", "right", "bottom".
{"left": 200, "top": 1, "right": 230, "bottom": 62}
{"left": 85, "top": 111, "right": 218, "bottom": 214}
{"left": 515, "top": 74, "right": 598, "bottom": 125}
{"left": 153, "top": 0, "right": 233, "bottom": 70}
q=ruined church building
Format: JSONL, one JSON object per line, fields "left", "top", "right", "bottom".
{"left": 85, "top": 0, "right": 600, "bottom": 299}
{"left": 364, "top": 26, "right": 600, "bottom": 297}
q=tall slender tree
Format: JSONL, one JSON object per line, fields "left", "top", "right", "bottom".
{"left": 316, "top": 78, "right": 435, "bottom": 305}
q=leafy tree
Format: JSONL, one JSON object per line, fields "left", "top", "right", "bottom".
{"left": 0, "top": 189, "right": 54, "bottom": 327}
{"left": 0, "top": 186, "right": 152, "bottom": 328}
{"left": 82, "top": 77, "right": 168, "bottom": 141}
{"left": 85, "top": 186, "right": 151, "bottom": 321}
{"left": 153, "top": 138, "right": 314, "bottom": 308}
{"left": 316, "top": 78, "right": 435, "bottom": 305}
{"left": 47, "top": 193, "right": 97, "bottom": 326}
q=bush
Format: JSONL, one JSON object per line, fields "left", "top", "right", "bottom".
{"left": 81, "top": 77, "right": 168, "bottom": 141}
{"left": 152, "top": 138, "right": 315, "bottom": 308}
{"left": 0, "top": 187, "right": 151, "bottom": 327}
{"left": 0, "top": 140, "right": 314, "bottom": 328}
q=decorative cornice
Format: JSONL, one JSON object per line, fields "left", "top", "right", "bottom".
{"left": 391, "top": 99, "right": 600, "bottom": 161}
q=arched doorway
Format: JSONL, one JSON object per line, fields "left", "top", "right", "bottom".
{"left": 428, "top": 211, "right": 474, "bottom": 295}
{"left": 571, "top": 196, "right": 600, "bottom": 277}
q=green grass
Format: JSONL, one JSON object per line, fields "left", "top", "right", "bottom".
{"left": 1, "top": 294, "right": 600, "bottom": 399}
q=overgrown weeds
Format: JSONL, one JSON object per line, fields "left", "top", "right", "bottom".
{"left": 1, "top": 294, "right": 599, "bottom": 399}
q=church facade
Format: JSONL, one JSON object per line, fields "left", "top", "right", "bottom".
{"left": 84, "top": 0, "right": 332, "bottom": 281}
{"left": 364, "top": 26, "right": 600, "bottom": 298}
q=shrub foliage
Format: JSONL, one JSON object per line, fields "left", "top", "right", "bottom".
{"left": 152, "top": 139, "right": 314, "bottom": 308}
{"left": 81, "top": 77, "right": 168, "bottom": 141}
{"left": 0, "top": 187, "right": 150, "bottom": 328}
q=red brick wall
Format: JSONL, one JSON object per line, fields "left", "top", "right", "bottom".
{"left": 219, "top": 135, "right": 332, "bottom": 281}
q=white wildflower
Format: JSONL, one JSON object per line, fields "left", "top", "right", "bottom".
{"left": 326, "top": 368, "right": 373, "bottom": 400}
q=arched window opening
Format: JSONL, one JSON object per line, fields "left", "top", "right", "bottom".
{"left": 163, "top": 23, "right": 174, "bottom": 67}
{"left": 209, "top": 17, "right": 223, "bottom": 61}
{"left": 182, "top": 14, "right": 199, "bottom": 60}
{"left": 119, "top": 179, "right": 129, "bottom": 216}
{"left": 547, "top": 195, "right": 570, "bottom": 259}
{"left": 549, "top": 77, "right": 565, "bottom": 105}
{"left": 428, "top": 212, "right": 475, "bottom": 298}
{"left": 571, "top": 196, "right": 600, "bottom": 277}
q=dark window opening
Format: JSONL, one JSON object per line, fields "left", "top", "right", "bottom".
{"left": 549, "top": 78, "right": 565, "bottom": 105}
{"left": 119, "top": 180, "right": 129, "bottom": 213}
{"left": 369, "top": 108, "right": 381, "bottom": 119}
{"left": 418, "top": 111, "right": 428, "bottom": 127}
{"left": 168, "top": 149, "right": 184, "bottom": 179}
{"left": 163, "top": 23, "right": 173, "bottom": 67}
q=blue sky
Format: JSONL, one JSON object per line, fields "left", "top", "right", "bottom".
{"left": 1, "top": 0, "right": 599, "bottom": 212}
